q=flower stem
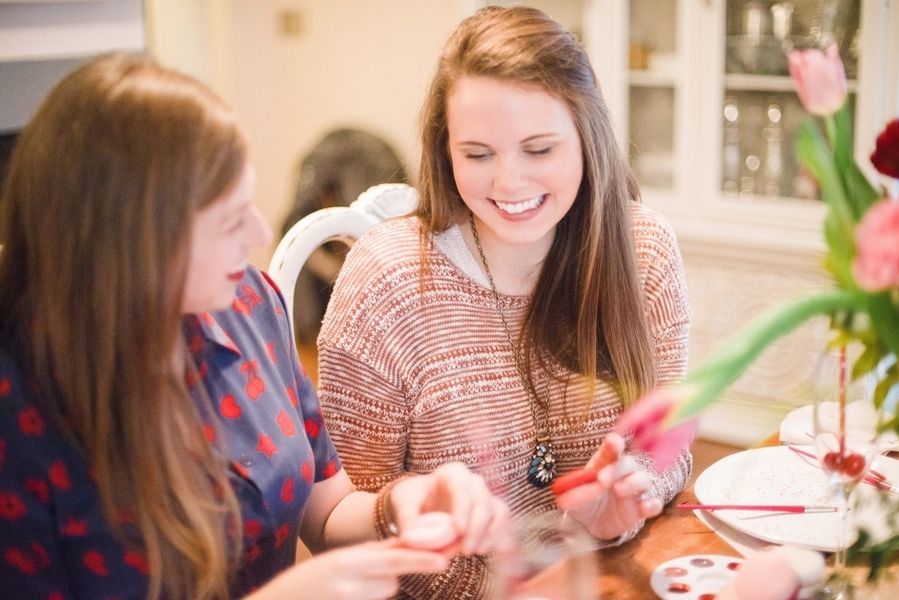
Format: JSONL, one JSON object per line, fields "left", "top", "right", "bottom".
{"left": 825, "top": 114, "right": 838, "bottom": 149}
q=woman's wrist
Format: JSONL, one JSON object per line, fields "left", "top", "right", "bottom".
{"left": 373, "top": 476, "right": 408, "bottom": 539}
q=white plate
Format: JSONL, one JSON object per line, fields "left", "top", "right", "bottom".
{"left": 693, "top": 446, "right": 899, "bottom": 552}
{"left": 650, "top": 554, "right": 743, "bottom": 599}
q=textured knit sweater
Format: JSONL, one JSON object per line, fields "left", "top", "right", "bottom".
{"left": 318, "top": 202, "right": 692, "bottom": 599}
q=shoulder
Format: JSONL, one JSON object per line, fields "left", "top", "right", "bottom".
{"left": 629, "top": 202, "right": 679, "bottom": 259}
{"left": 345, "top": 217, "right": 423, "bottom": 269}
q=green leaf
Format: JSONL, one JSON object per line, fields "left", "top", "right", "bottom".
{"left": 866, "top": 293, "right": 899, "bottom": 357}
{"left": 852, "top": 344, "right": 881, "bottom": 379}
{"left": 832, "top": 104, "right": 879, "bottom": 220}
{"left": 795, "top": 119, "right": 855, "bottom": 282}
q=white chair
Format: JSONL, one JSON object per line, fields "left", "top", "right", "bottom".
{"left": 267, "top": 183, "right": 418, "bottom": 328}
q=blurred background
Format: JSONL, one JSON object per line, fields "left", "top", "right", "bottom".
{"left": 2, "top": 0, "right": 898, "bottom": 447}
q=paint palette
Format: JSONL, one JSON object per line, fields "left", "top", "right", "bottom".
{"left": 649, "top": 554, "right": 743, "bottom": 599}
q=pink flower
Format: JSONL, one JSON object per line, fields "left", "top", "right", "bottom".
{"left": 871, "top": 118, "right": 899, "bottom": 179}
{"left": 852, "top": 199, "right": 899, "bottom": 291}
{"left": 787, "top": 44, "right": 847, "bottom": 116}
{"left": 614, "top": 387, "right": 697, "bottom": 472}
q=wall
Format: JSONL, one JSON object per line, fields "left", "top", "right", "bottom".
{"left": 148, "top": 0, "right": 470, "bottom": 267}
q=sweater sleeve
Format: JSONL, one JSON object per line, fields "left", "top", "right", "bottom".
{"left": 317, "top": 343, "right": 409, "bottom": 491}
{"left": 631, "top": 207, "right": 693, "bottom": 523}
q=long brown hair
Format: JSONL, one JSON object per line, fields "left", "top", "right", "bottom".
{"left": 416, "top": 6, "right": 656, "bottom": 407}
{"left": 0, "top": 54, "right": 246, "bottom": 599}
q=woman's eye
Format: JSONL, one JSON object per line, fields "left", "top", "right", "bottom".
{"left": 464, "top": 152, "right": 491, "bottom": 161}
{"left": 525, "top": 146, "right": 552, "bottom": 156}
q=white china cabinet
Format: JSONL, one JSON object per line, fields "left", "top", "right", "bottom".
{"left": 477, "top": 0, "right": 899, "bottom": 445}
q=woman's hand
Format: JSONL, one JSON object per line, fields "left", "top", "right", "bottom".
{"left": 390, "top": 462, "right": 510, "bottom": 555}
{"left": 247, "top": 539, "right": 449, "bottom": 600}
{"left": 554, "top": 433, "right": 663, "bottom": 541}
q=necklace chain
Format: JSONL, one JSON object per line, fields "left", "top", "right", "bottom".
{"left": 469, "top": 214, "right": 557, "bottom": 487}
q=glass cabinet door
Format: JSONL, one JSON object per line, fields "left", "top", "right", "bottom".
{"left": 627, "top": 0, "right": 679, "bottom": 190}
{"left": 721, "top": 0, "right": 861, "bottom": 201}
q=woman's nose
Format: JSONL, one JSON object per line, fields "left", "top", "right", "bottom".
{"left": 247, "top": 205, "right": 273, "bottom": 250}
{"left": 492, "top": 156, "right": 527, "bottom": 195}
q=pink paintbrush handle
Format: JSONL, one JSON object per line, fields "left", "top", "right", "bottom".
{"left": 677, "top": 503, "right": 837, "bottom": 513}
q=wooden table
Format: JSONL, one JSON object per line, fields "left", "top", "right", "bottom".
{"left": 519, "top": 485, "right": 735, "bottom": 599}
{"left": 520, "top": 440, "right": 899, "bottom": 599}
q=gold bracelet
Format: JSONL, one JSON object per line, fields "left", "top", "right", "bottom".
{"left": 373, "top": 477, "right": 405, "bottom": 539}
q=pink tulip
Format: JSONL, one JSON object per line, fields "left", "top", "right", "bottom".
{"left": 787, "top": 44, "right": 847, "bottom": 116}
{"left": 852, "top": 199, "right": 899, "bottom": 292}
{"left": 614, "top": 387, "right": 698, "bottom": 472}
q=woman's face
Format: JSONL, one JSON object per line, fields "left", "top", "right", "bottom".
{"left": 446, "top": 75, "right": 583, "bottom": 251}
{"left": 182, "top": 163, "right": 272, "bottom": 314}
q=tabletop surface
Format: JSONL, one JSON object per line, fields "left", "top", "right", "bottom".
{"left": 519, "top": 439, "right": 899, "bottom": 599}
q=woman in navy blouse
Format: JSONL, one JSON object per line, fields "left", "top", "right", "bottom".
{"left": 0, "top": 54, "right": 507, "bottom": 600}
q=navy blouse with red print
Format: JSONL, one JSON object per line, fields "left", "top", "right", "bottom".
{"left": 0, "top": 267, "right": 341, "bottom": 598}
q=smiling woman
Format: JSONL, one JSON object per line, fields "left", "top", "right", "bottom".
{"left": 316, "top": 5, "right": 692, "bottom": 598}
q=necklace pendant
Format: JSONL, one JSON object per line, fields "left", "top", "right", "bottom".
{"left": 527, "top": 440, "right": 557, "bottom": 488}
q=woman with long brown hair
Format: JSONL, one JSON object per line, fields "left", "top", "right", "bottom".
{"left": 318, "top": 6, "right": 692, "bottom": 597}
{"left": 0, "top": 53, "right": 507, "bottom": 600}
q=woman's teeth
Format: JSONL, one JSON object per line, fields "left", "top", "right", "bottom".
{"left": 494, "top": 195, "right": 544, "bottom": 214}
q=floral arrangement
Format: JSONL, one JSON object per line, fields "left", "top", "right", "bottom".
{"left": 617, "top": 43, "right": 899, "bottom": 574}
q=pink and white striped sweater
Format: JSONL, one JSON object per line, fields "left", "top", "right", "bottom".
{"left": 318, "top": 202, "right": 692, "bottom": 598}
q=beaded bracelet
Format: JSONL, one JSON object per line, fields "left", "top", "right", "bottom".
{"left": 373, "top": 477, "right": 405, "bottom": 539}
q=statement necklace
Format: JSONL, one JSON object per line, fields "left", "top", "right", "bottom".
{"left": 469, "top": 213, "right": 556, "bottom": 488}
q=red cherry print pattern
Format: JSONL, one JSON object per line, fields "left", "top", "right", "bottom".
{"left": 31, "top": 542, "right": 50, "bottom": 568}
{"left": 301, "top": 462, "right": 313, "bottom": 483}
{"left": 286, "top": 387, "right": 298, "bottom": 408}
{"left": 280, "top": 477, "right": 294, "bottom": 503}
{"left": 24, "top": 478, "right": 49, "bottom": 504}
{"left": 4, "top": 547, "right": 36, "bottom": 575}
{"left": 124, "top": 550, "right": 150, "bottom": 575}
{"left": 304, "top": 419, "right": 320, "bottom": 439}
{"left": 0, "top": 377, "right": 10, "bottom": 395}
{"left": 185, "top": 361, "right": 208, "bottom": 387}
{"left": 275, "top": 524, "right": 291, "bottom": 548}
{"left": 48, "top": 593, "right": 65, "bottom": 600}
{"left": 256, "top": 434, "right": 278, "bottom": 458}
{"left": 246, "top": 544, "right": 262, "bottom": 563}
{"left": 49, "top": 461, "right": 71, "bottom": 490}
{"left": 232, "top": 285, "right": 262, "bottom": 316}
{"left": 18, "top": 406, "right": 45, "bottom": 435}
{"left": 203, "top": 424, "right": 216, "bottom": 443}
{"left": 232, "top": 462, "right": 250, "bottom": 479}
{"left": 189, "top": 333, "right": 205, "bottom": 353}
{"left": 0, "top": 492, "right": 26, "bottom": 520}
{"left": 83, "top": 549, "right": 108, "bottom": 576}
{"left": 266, "top": 342, "right": 277, "bottom": 363}
{"left": 323, "top": 461, "right": 337, "bottom": 478}
{"left": 61, "top": 517, "right": 88, "bottom": 537}
{"left": 276, "top": 410, "right": 296, "bottom": 437}
{"left": 199, "top": 312, "right": 215, "bottom": 326}
{"left": 244, "top": 519, "right": 262, "bottom": 539}
{"left": 220, "top": 395, "right": 242, "bottom": 419}
{"left": 240, "top": 361, "right": 265, "bottom": 400}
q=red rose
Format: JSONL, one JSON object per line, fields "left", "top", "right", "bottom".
{"left": 871, "top": 118, "right": 899, "bottom": 178}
